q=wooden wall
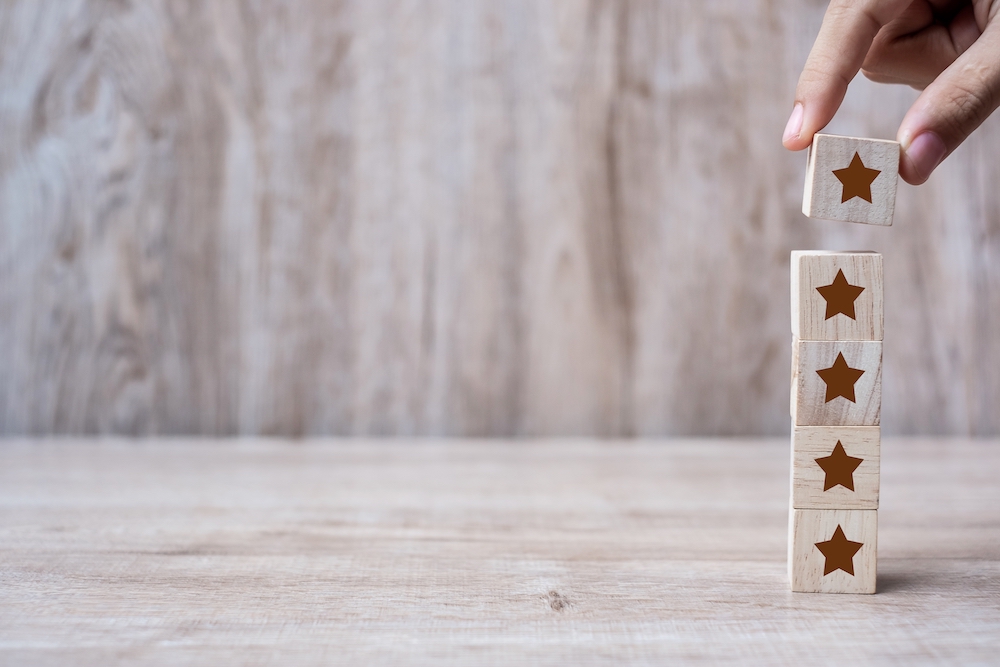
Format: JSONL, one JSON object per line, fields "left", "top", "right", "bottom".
{"left": 1, "top": 0, "right": 998, "bottom": 437}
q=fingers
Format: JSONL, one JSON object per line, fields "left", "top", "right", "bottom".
{"left": 785, "top": 0, "right": 999, "bottom": 184}
{"left": 861, "top": 4, "right": 980, "bottom": 89}
{"left": 784, "top": 0, "right": 911, "bottom": 150}
{"left": 897, "top": 20, "right": 1000, "bottom": 184}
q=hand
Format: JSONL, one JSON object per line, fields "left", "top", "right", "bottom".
{"left": 782, "top": 1, "right": 1000, "bottom": 184}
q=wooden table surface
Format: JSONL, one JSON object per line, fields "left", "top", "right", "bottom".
{"left": 1, "top": 438, "right": 998, "bottom": 665}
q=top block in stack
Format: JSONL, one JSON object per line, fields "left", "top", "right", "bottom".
{"left": 792, "top": 251, "right": 883, "bottom": 341}
{"left": 802, "top": 134, "right": 899, "bottom": 226}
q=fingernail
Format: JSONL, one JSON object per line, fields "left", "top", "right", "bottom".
{"left": 783, "top": 103, "right": 804, "bottom": 143}
{"left": 904, "top": 131, "right": 947, "bottom": 181}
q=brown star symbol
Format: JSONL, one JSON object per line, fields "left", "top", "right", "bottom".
{"left": 833, "top": 152, "right": 881, "bottom": 203}
{"left": 816, "top": 352, "right": 865, "bottom": 403}
{"left": 815, "top": 441, "right": 863, "bottom": 491}
{"left": 815, "top": 525, "right": 863, "bottom": 576}
{"left": 815, "top": 269, "right": 865, "bottom": 320}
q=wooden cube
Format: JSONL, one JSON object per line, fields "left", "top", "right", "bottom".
{"left": 792, "top": 427, "right": 879, "bottom": 510}
{"left": 791, "top": 340, "right": 881, "bottom": 426}
{"left": 802, "top": 133, "right": 899, "bottom": 226}
{"left": 789, "top": 508, "right": 877, "bottom": 594}
{"left": 791, "top": 251, "right": 883, "bottom": 341}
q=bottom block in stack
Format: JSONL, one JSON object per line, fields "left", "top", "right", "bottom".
{"left": 789, "top": 508, "right": 877, "bottom": 594}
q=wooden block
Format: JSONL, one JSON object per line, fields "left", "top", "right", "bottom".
{"left": 802, "top": 133, "right": 899, "bottom": 226}
{"left": 792, "top": 427, "right": 879, "bottom": 510}
{"left": 791, "top": 251, "right": 883, "bottom": 341}
{"left": 791, "top": 340, "right": 881, "bottom": 426}
{"left": 789, "top": 508, "right": 877, "bottom": 593}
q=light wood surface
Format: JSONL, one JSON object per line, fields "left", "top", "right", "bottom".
{"left": 792, "top": 340, "right": 883, "bottom": 426}
{"left": 791, "top": 251, "right": 883, "bottom": 341}
{"left": 789, "top": 508, "right": 878, "bottom": 594}
{"left": 3, "top": 3, "right": 1000, "bottom": 437}
{"left": 1, "top": 438, "right": 999, "bottom": 664}
{"left": 792, "top": 426, "right": 880, "bottom": 510}
{"left": 803, "top": 134, "right": 899, "bottom": 226}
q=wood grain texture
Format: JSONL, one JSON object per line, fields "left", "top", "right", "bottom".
{"left": 792, "top": 340, "right": 882, "bottom": 427}
{"left": 1, "top": 2, "right": 1000, "bottom": 436}
{"left": 792, "top": 251, "right": 883, "bottom": 341}
{"left": 792, "top": 426, "right": 880, "bottom": 510}
{"left": 789, "top": 508, "right": 878, "bottom": 594}
{"left": 1, "top": 437, "right": 999, "bottom": 664}
{"left": 803, "top": 134, "right": 899, "bottom": 226}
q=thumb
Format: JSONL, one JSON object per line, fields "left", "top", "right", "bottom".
{"left": 898, "top": 22, "right": 1000, "bottom": 184}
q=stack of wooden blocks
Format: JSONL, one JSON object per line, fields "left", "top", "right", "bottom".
{"left": 789, "top": 134, "right": 899, "bottom": 594}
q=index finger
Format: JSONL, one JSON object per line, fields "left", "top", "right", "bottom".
{"left": 783, "top": 0, "right": 911, "bottom": 150}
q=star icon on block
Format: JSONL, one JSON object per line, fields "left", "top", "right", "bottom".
{"left": 816, "top": 352, "right": 865, "bottom": 403}
{"left": 816, "top": 269, "right": 865, "bottom": 320}
{"left": 815, "top": 525, "right": 864, "bottom": 576}
{"left": 833, "top": 152, "right": 881, "bottom": 203}
{"left": 815, "top": 441, "right": 863, "bottom": 491}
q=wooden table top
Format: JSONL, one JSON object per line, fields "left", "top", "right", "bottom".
{"left": 1, "top": 438, "right": 998, "bottom": 665}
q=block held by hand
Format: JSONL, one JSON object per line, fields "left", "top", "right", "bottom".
{"left": 802, "top": 134, "right": 899, "bottom": 226}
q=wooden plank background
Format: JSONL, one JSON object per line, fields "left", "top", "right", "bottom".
{"left": 1, "top": 1, "right": 998, "bottom": 437}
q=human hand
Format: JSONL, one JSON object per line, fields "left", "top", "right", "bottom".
{"left": 782, "top": 0, "right": 1000, "bottom": 184}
